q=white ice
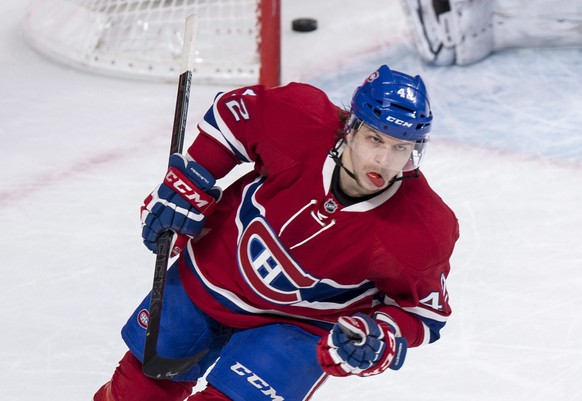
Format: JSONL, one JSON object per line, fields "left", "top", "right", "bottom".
{"left": 1, "top": 1, "right": 581, "bottom": 400}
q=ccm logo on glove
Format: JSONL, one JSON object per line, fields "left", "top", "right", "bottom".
{"left": 164, "top": 167, "right": 217, "bottom": 214}
{"left": 140, "top": 153, "right": 221, "bottom": 254}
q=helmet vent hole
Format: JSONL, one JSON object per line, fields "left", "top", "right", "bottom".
{"left": 391, "top": 103, "right": 414, "bottom": 113}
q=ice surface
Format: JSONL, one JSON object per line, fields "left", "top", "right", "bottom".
{"left": 1, "top": 1, "right": 581, "bottom": 400}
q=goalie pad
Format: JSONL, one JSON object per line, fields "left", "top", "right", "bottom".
{"left": 401, "top": 0, "right": 494, "bottom": 65}
{"left": 493, "top": 1, "right": 582, "bottom": 50}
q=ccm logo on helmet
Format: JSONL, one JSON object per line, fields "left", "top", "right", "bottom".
{"left": 386, "top": 115, "right": 413, "bottom": 128}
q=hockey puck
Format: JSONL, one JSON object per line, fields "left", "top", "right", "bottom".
{"left": 292, "top": 18, "right": 318, "bottom": 32}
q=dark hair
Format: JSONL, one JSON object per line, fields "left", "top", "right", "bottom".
{"left": 335, "top": 108, "right": 350, "bottom": 141}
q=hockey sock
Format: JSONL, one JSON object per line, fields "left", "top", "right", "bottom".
{"left": 94, "top": 351, "right": 196, "bottom": 401}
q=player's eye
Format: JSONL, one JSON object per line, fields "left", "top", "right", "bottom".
{"left": 367, "top": 134, "right": 383, "bottom": 144}
{"left": 394, "top": 143, "right": 412, "bottom": 152}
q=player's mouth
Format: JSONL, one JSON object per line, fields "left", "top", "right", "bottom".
{"left": 366, "top": 172, "right": 385, "bottom": 188}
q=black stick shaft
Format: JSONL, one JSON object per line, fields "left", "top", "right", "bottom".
{"left": 142, "top": 15, "right": 205, "bottom": 379}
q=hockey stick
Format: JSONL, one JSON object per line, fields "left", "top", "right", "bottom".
{"left": 142, "top": 14, "right": 208, "bottom": 379}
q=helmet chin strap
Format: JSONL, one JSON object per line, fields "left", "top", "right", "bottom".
{"left": 328, "top": 138, "right": 357, "bottom": 181}
{"left": 393, "top": 169, "right": 420, "bottom": 182}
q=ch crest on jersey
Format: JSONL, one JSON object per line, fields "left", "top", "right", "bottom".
{"left": 237, "top": 217, "right": 318, "bottom": 304}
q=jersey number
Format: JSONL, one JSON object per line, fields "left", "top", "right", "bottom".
{"left": 226, "top": 99, "right": 250, "bottom": 122}
{"left": 419, "top": 292, "right": 442, "bottom": 310}
{"left": 419, "top": 273, "right": 449, "bottom": 311}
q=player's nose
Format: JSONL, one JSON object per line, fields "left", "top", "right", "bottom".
{"left": 373, "top": 147, "right": 392, "bottom": 166}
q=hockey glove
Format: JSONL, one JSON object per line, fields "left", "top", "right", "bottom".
{"left": 140, "top": 153, "right": 221, "bottom": 254}
{"left": 316, "top": 312, "right": 407, "bottom": 377}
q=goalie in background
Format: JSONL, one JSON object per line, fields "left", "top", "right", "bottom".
{"left": 401, "top": 0, "right": 582, "bottom": 66}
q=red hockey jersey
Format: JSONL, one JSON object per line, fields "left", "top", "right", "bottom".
{"left": 178, "top": 83, "right": 459, "bottom": 348}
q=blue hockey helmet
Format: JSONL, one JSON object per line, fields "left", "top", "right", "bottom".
{"left": 350, "top": 65, "right": 432, "bottom": 141}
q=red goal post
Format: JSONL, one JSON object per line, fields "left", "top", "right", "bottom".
{"left": 23, "top": 0, "right": 281, "bottom": 87}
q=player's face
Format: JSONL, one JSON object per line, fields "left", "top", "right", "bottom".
{"left": 340, "top": 125, "right": 415, "bottom": 197}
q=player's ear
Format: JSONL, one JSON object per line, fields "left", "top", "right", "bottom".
{"left": 344, "top": 128, "right": 355, "bottom": 143}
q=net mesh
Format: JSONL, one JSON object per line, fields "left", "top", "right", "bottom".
{"left": 24, "top": 0, "right": 262, "bottom": 84}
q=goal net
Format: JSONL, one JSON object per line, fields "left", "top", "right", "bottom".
{"left": 23, "top": 0, "right": 280, "bottom": 86}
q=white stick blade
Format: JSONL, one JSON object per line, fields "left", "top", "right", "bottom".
{"left": 181, "top": 14, "right": 199, "bottom": 75}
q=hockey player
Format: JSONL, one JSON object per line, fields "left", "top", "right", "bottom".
{"left": 94, "top": 64, "right": 459, "bottom": 401}
{"left": 402, "top": 0, "right": 582, "bottom": 65}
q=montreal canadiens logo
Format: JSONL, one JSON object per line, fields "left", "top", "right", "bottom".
{"left": 137, "top": 309, "right": 149, "bottom": 329}
{"left": 367, "top": 70, "right": 379, "bottom": 82}
{"left": 237, "top": 218, "right": 318, "bottom": 304}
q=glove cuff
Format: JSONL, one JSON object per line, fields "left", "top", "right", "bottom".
{"left": 371, "top": 312, "right": 407, "bottom": 372}
{"left": 372, "top": 311, "right": 401, "bottom": 337}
